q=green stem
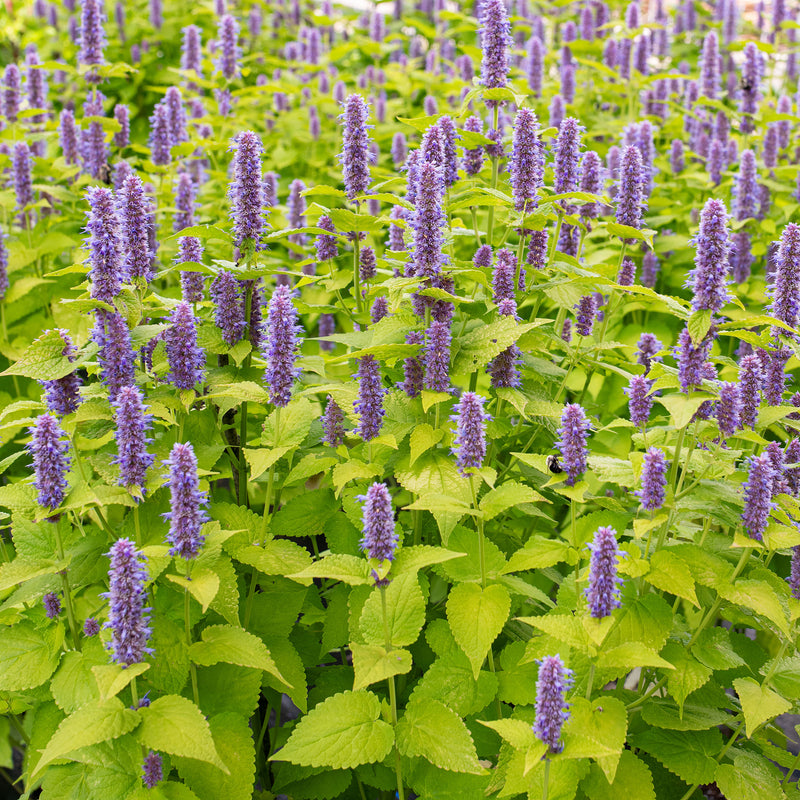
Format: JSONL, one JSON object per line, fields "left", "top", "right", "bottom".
{"left": 239, "top": 399, "right": 249, "bottom": 507}
{"left": 53, "top": 521, "right": 81, "bottom": 652}
{"left": 133, "top": 505, "right": 141, "bottom": 547}
{"left": 185, "top": 561, "right": 200, "bottom": 707}
{"left": 781, "top": 746, "right": 800, "bottom": 786}
{"left": 261, "top": 407, "right": 281, "bottom": 536}
{"left": 353, "top": 219, "right": 363, "bottom": 314}
{"left": 130, "top": 675, "right": 139, "bottom": 708}
{"left": 547, "top": 212, "right": 564, "bottom": 267}
{"left": 585, "top": 664, "right": 595, "bottom": 700}
{"left": 542, "top": 758, "right": 551, "bottom": 800}
{"left": 381, "top": 587, "right": 405, "bottom": 800}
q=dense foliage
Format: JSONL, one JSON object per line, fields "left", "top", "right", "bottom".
{"left": 1, "top": 0, "right": 800, "bottom": 798}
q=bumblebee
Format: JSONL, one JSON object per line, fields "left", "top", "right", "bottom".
{"left": 546, "top": 454, "right": 563, "bottom": 474}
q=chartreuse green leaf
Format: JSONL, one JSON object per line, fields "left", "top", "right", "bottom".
{"left": 391, "top": 545, "right": 466, "bottom": 575}
{"left": 32, "top": 698, "right": 140, "bottom": 778}
{"left": 166, "top": 569, "right": 220, "bottom": 613}
{"left": 447, "top": 582, "right": 511, "bottom": 678}
{"left": 561, "top": 697, "right": 627, "bottom": 782}
{"left": 630, "top": 727, "right": 721, "bottom": 785}
{"left": 290, "top": 553, "right": 372, "bottom": 585}
{"left": 715, "top": 752, "right": 785, "bottom": 800}
{"left": 360, "top": 572, "right": 426, "bottom": 647}
{"left": 137, "top": 695, "right": 228, "bottom": 773}
{"left": 502, "top": 536, "right": 576, "bottom": 573}
{"left": 395, "top": 699, "right": 485, "bottom": 774}
{"left": 351, "top": 643, "right": 412, "bottom": 690}
{"left": 581, "top": 750, "right": 656, "bottom": 800}
{"left": 189, "top": 625, "right": 288, "bottom": 686}
{"left": 478, "top": 480, "right": 539, "bottom": 521}
{"left": 733, "top": 677, "right": 792, "bottom": 737}
{"left": 92, "top": 662, "right": 150, "bottom": 701}
{"left": 0, "top": 623, "right": 62, "bottom": 691}
{"left": 1, "top": 328, "right": 93, "bottom": 380}
{"left": 271, "top": 690, "right": 394, "bottom": 769}
{"left": 644, "top": 550, "right": 699, "bottom": 607}
{"left": 661, "top": 641, "right": 712, "bottom": 714}
{"left": 173, "top": 713, "right": 256, "bottom": 800}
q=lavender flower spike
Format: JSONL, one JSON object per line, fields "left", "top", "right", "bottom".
{"left": 533, "top": 654, "right": 573, "bottom": 753}
{"left": 423, "top": 319, "right": 452, "bottom": 393}
{"left": 79, "top": 0, "right": 107, "bottom": 71}
{"left": 315, "top": 215, "right": 338, "bottom": 261}
{"left": 509, "top": 108, "right": 545, "bottom": 214}
{"left": 451, "top": 392, "right": 491, "bottom": 477}
{"left": 556, "top": 403, "right": 591, "bottom": 486}
{"left": 411, "top": 161, "right": 447, "bottom": 279}
{"left": 178, "top": 237, "right": 204, "bottom": 304}
{"left": 113, "top": 386, "right": 154, "bottom": 498}
{"left": 163, "top": 443, "right": 209, "bottom": 560}
{"left": 585, "top": 526, "right": 623, "bottom": 618}
{"left": 229, "top": 131, "right": 264, "bottom": 250}
{"left": 263, "top": 285, "right": 303, "bottom": 407}
{"left": 165, "top": 302, "right": 205, "bottom": 390}
{"left": 638, "top": 447, "right": 668, "bottom": 510}
{"left": 354, "top": 355, "right": 385, "bottom": 441}
{"left": 85, "top": 187, "right": 123, "bottom": 303}
{"left": 768, "top": 223, "right": 800, "bottom": 332}
{"left": 103, "top": 538, "right": 152, "bottom": 665}
{"left": 43, "top": 592, "right": 61, "bottom": 619}
{"left": 553, "top": 117, "right": 583, "bottom": 196}
{"left": 401, "top": 331, "right": 424, "bottom": 398}
{"left": 739, "top": 353, "right": 762, "bottom": 429}
{"left": 217, "top": 14, "right": 241, "bottom": 79}
{"left": 29, "top": 413, "right": 71, "bottom": 513}
{"left": 615, "top": 145, "right": 644, "bottom": 234}
{"left": 626, "top": 374, "right": 653, "bottom": 428}
{"left": 142, "top": 752, "right": 163, "bottom": 789}
{"left": 339, "top": 94, "right": 373, "bottom": 202}
{"left": 741, "top": 454, "right": 774, "bottom": 541}
{"left": 42, "top": 330, "right": 83, "bottom": 415}
{"left": 687, "top": 198, "right": 730, "bottom": 314}
{"left": 358, "top": 482, "right": 398, "bottom": 586}
{"left": 210, "top": 271, "right": 246, "bottom": 345}
{"left": 322, "top": 397, "right": 346, "bottom": 447}
{"left": 479, "top": 0, "right": 511, "bottom": 106}
{"left": 118, "top": 174, "right": 154, "bottom": 283}
{"left": 716, "top": 382, "right": 742, "bottom": 438}
{"left": 93, "top": 311, "right": 135, "bottom": 401}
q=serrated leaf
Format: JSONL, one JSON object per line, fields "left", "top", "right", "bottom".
{"left": 351, "top": 644, "right": 412, "bottom": 690}
{"left": 503, "top": 537, "right": 576, "bottom": 573}
{"left": 392, "top": 545, "right": 467, "bottom": 575}
{"left": 452, "top": 318, "right": 535, "bottom": 374}
{"left": 478, "top": 718, "right": 540, "bottom": 751}
{"left": 733, "top": 677, "right": 792, "bottom": 737}
{"left": 0, "top": 623, "right": 62, "bottom": 691}
{"left": 189, "top": 625, "right": 288, "bottom": 686}
{"left": 631, "top": 728, "right": 721, "bottom": 785}
{"left": 479, "top": 481, "right": 538, "bottom": 521}
{"left": 290, "top": 554, "right": 371, "bottom": 585}
{"left": 687, "top": 309, "right": 713, "bottom": 346}
{"left": 33, "top": 698, "right": 140, "bottom": 778}
{"left": 597, "top": 642, "right": 674, "bottom": 670}
{"left": 92, "top": 663, "right": 151, "bottom": 702}
{"left": 360, "top": 572, "right": 426, "bottom": 648}
{"left": 581, "top": 750, "right": 656, "bottom": 800}
{"left": 661, "top": 641, "right": 712, "bottom": 714}
{"left": 716, "top": 752, "right": 785, "bottom": 800}
{"left": 396, "top": 699, "right": 484, "bottom": 774}
{"left": 447, "top": 582, "right": 510, "bottom": 679}
{"left": 271, "top": 690, "right": 394, "bottom": 769}
{"left": 167, "top": 569, "right": 220, "bottom": 613}
{"left": 645, "top": 550, "right": 699, "bottom": 607}
{"left": 138, "top": 695, "right": 228, "bottom": 772}
{"left": 561, "top": 697, "right": 627, "bottom": 782}
{"left": 2, "top": 329, "right": 93, "bottom": 380}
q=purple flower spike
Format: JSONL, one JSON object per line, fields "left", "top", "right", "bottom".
{"left": 358, "top": 483, "right": 398, "bottom": 586}
{"left": 391, "top": 132, "right": 407, "bottom": 170}
{"left": 319, "top": 313, "right": 336, "bottom": 353}
{"left": 411, "top": 161, "right": 447, "bottom": 280}
{"left": 173, "top": 172, "right": 195, "bottom": 233}
{"left": 85, "top": 187, "right": 123, "bottom": 303}
{"left": 574, "top": 295, "right": 597, "bottom": 337}
{"left": 687, "top": 198, "right": 730, "bottom": 314}
{"left": 526, "top": 230, "right": 549, "bottom": 269}
{"left": 700, "top": 31, "right": 721, "bottom": 99}
{"left": 437, "top": 117, "right": 459, "bottom": 187}
{"left": 322, "top": 397, "right": 346, "bottom": 447}
{"left": 29, "top": 414, "right": 71, "bottom": 513}
{"left": 210, "top": 271, "right": 246, "bottom": 346}
{"left": 42, "top": 330, "right": 82, "bottom": 416}
{"left": 463, "top": 116, "right": 485, "bottom": 176}
{"left": 316, "top": 215, "right": 338, "bottom": 261}
{"left": 510, "top": 108, "right": 545, "bottom": 214}
{"left": 451, "top": 392, "right": 491, "bottom": 477}
{"left": 615, "top": 145, "right": 644, "bottom": 234}
{"left": 178, "top": 237, "right": 204, "bottom": 304}
{"left": 401, "top": 331, "right": 424, "bottom": 398}
{"left": 12, "top": 142, "right": 33, "bottom": 226}
{"left": 739, "top": 354, "right": 762, "bottom": 429}
{"left": 768, "top": 223, "right": 800, "bottom": 332}
{"left": 149, "top": 102, "right": 171, "bottom": 166}
{"left": 675, "top": 328, "right": 710, "bottom": 393}
{"left": 163, "top": 442, "right": 209, "bottom": 560}
{"left": 492, "top": 249, "right": 517, "bottom": 303}
{"left": 716, "top": 382, "right": 741, "bottom": 438}
{"left": 626, "top": 374, "right": 653, "bottom": 427}
{"left": 585, "top": 526, "right": 623, "bottom": 618}
{"left": 733, "top": 150, "right": 758, "bottom": 221}
{"left": 118, "top": 174, "right": 155, "bottom": 283}
{"left": 181, "top": 25, "right": 203, "bottom": 85}
{"left": 785, "top": 438, "right": 800, "bottom": 495}
{"left": 638, "top": 447, "right": 668, "bottom": 510}
{"left": 339, "top": 94, "right": 373, "bottom": 202}
{"left": 94, "top": 311, "right": 135, "bottom": 401}
{"left": 103, "top": 538, "right": 152, "bottom": 666}
{"left": 59, "top": 110, "right": 80, "bottom": 165}
{"left": 527, "top": 35, "right": 544, "bottom": 96}
{"left": 142, "top": 752, "right": 163, "bottom": 789}
{"left": 423, "top": 319, "right": 452, "bottom": 393}
{"left": 113, "top": 104, "right": 130, "bottom": 148}
{"left": 739, "top": 43, "right": 762, "bottom": 132}
{"left": 474, "top": 244, "right": 493, "bottom": 269}
{"left": 263, "top": 285, "right": 303, "bottom": 407}
{"left": 83, "top": 617, "right": 100, "bottom": 636}
{"left": 165, "top": 303, "right": 205, "bottom": 390}
{"left": 766, "top": 440, "right": 787, "bottom": 497}
{"left": 533, "top": 654, "right": 573, "bottom": 753}
{"left": 579, "top": 151, "right": 603, "bottom": 219}
{"left": 79, "top": 0, "right": 107, "bottom": 71}
{"left": 354, "top": 355, "right": 385, "bottom": 441}
{"left": 359, "top": 246, "right": 377, "bottom": 281}
{"left": 617, "top": 257, "right": 636, "bottom": 286}
{"left": 3, "top": 64, "right": 21, "bottom": 122}
{"left": 556, "top": 404, "right": 590, "bottom": 486}
{"left": 217, "top": 14, "right": 240, "bottom": 79}
{"left": 553, "top": 118, "right": 583, "bottom": 197}
{"left": 479, "top": 0, "right": 511, "bottom": 106}
{"left": 742, "top": 454, "right": 774, "bottom": 541}
{"left": 790, "top": 547, "right": 800, "bottom": 599}
{"left": 113, "top": 386, "right": 154, "bottom": 497}
{"left": 229, "top": 131, "right": 264, "bottom": 251}
{"left": 43, "top": 592, "right": 61, "bottom": 619}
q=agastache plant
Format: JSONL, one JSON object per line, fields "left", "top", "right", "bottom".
{"left": 556, "top": 404, "right": 591, "bottom": 486}
{"left": 29, "top": 413, "right": 71, "bottom": 514}
{"left": 113, "top": 386, "right": 155, "bottom": 498}
{"left": 263, "top": 285, "right": 303, "bottom": 407}
{"left": 358, "top": 482, "right": 398, "bottom": 585}
{"left": 585, "top": 526, "right": 623, "bottom": 618}
{"left": 451, "top": 392, "right": 490, "bottom": 477}
{"left": 533, "top": 654, "right": 573, "bottom": 753}
{"left": 163, "top": 442, "right": 209, "bottom": 560}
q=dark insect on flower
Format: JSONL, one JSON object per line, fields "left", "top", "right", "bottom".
{"left": 546, "top": 454, "right": 563, "bottom": 474}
